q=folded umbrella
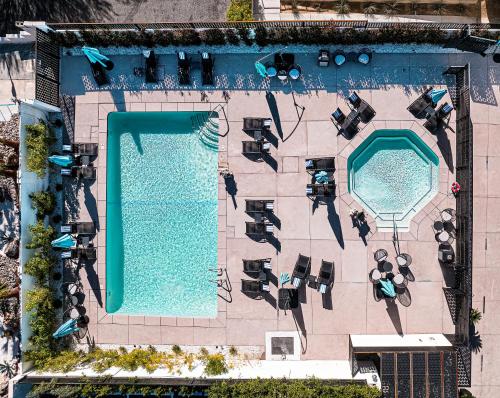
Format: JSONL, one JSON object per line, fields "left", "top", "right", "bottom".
{"left": 83, "top": 46, "right": 114, "bottom": 70}
{"left": 315, "top": 170, "right": 329, "bottom": 184}
{"left": 280, "top": 272, "right": 290, "bottom": 287}
{"left": 53, "top": 319, "right": 80, "bottom": 338}
{"left": 379, "top": 279, "right": 396, "bottom": 298}
{"left": 48, "top": 155, "right": 73, "bottom": 167}
{"left": 430, "top": 89, "right": 447, "bottom": 105}
{"left": 51, "top": 234, "right": 77, "bottom": 249}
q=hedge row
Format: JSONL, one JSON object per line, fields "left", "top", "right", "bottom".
{"left": 48, "top": 26, "right": 466, "bottom": 48}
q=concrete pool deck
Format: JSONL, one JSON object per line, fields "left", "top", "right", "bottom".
{"left": 58, "top": 49, "right": 496, "bottom": 377}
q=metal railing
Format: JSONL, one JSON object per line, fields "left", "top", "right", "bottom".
{"left": 34, "top": 29, "right": 60, "bottom": 108}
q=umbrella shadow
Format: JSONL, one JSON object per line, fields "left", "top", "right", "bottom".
{"left": 326, "top": 198, "right": 344, "bottom": 249}
{"left": 386, "top": 299, "right": 403, "bottom": 336}
{"left": 224, "top": 175, "right": 238, "bottom": 209}
{"left": 265, "top": 91, "right": 283, "bottom": 140}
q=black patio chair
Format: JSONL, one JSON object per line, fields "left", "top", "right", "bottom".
{"left": 201, "top": 52, "right": 214, "bottom": 86}
{"left": 245, "top": 222, "right": 274, "bottom": 242}
{"left": 347, "top": 91, "right": 362, "bottom": 108}
{"left": 61, "top": 247, "right": 96, "bottom": 261}
{"left": 291, "top": 254, "right": 311, "bottom": 288}
{"left": 63, "top": 143, "right": 98, "bottom": 157}
{"left": 275, "top": 53, "right": 294, "bottom": 72}
{"left": 438, "top": 243, "right": 455, "bottom": 264}
{"left": 61, "top": 166, "right": 96, "bottom": 180}
{"left": 318, "top": 49, "right": 330, "bottom": 67}
{"left": 331, "top": 108, "right": 346, "bottom": 128}
{"left": 243, "top": 258, "right": 272, "bottom": 276}
{"left": 306, "top": 182, "right": 335, "bottom": 198}
{"left": 338, "top": 112, "right": 361, "bottom": 139}
{"left": 60, "top": 221, "right": 96, "bottom": 235}
{"left": 144, "top": 50, "right": 158, "bottom": 83}
{"left": 407, "top": 87, "right": 433, "bottom": 118}
{"left": 317, "top": 260, "right": 334, "bottom": 294}
{"left": 242, "top": 140, "right": 271, "bottom": 159}
{"left": 177, "top": 51, "right": 191, "bottom": 85}
{"left": 243, "top": 117, "right": 272, "bottom": 132}
{"left": 305, "top": 157, "right": 336, "bottom": 173}
{"left": 241, "top": 279, "right": 270, "bottom": 296}
{"left": 245, "top": 200, "right": 274, "bottom": 214}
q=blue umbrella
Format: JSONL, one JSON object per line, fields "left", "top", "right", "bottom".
{"left": 254, "top": 61, "right": 268, "bottom": 78}
{"left": 51, "top": 234, "right": 77, "bottom": 249}
{"left": 430, "top": 89, "right": 447, "bottom": 105}
{"left": 48, "top": 155, "right": 73, "bottom": 167}
{"left": 53, "top": 319, "right": 80, "bottom": 339}
{"left": 379, "top": 279, "right": 396, "bottom": 298}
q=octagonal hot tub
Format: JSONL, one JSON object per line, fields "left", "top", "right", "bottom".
{"left": 348, "top": 129, "right": 439, "bottom": 231}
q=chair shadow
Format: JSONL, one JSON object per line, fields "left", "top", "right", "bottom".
{"left": 267, "top": 212, "right": 281, "bottom": 230}
{"left": 224, "top": 175, "right": 238, "bottom": 209}
{"left": 265, "top": 91, "right": 283, "bottom": 140}
{"left": 322, "top": 289, "right": 333, "bottom": 310}
{"left": 268, "top": 272, "right": 278, "bottom": 287}
{"left": 386, "top": 299, "right": 404, "bottom": 336}
{"left": 297, "top": 283, "right": 307, "bottom": 304}
{"left": 262, "top": 153, "right": 278, "bottom": 172}
{"left": 267, "top": 235, "right": 281, "bottom": 253}
{"left": 326, "top": 198, "right": 344, "bottom": 249}
{"left": 469, "top": 324, "right": 483, "bottom": 354}
{"left": 83, "top": 182, "right": 99, "bottom": 231}
{"left": 83, "top": 260, "right": 102, "bottom": 307}
{"left": 263, "top": 130, "right": 279, "bottom": 148}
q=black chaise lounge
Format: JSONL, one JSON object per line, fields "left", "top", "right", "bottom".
{"left": 60, "top": 222, "right": 96, "bottom": 235}
{"left": 242, "top": 140, "right": 271, "bottom": 159}
{"left": 347, "top": 91, "right": 376, "bottom": 123}
{"left": 306, "top": 182, "right": 335, "bottom": 198}
{"left": 305, "top": 157, "right": 336, "bottom": 173}
{"left": 243, "top": 258, "right": 272, "bottom": 276}
{"left": 291, "top": 254, "right": 311, "bottom": 288}
{"left": 86, "top": 59, "right": 108, "bottom": 86}
{"left": 241, "top": 279, "right": 270, "bottom": 295}
{"left": 61, "top": 247, "right": 97, "bottom": 261}
{"left": 317, "top": 260, "right": 334, "bottom": 294}
{"left": 246, "top": 222, "right": 274, "bottom": 242}
{"left": 243, "top": 117, "right": 272, "bottom": 132}
{"left": 331, "top": 108, "right": 346, "bottom": 127}
{"left": 177, "top": 51, "right": 191, "bottom": 85}
{"left": 144, "top": 50, "right": 158, "bottom": 83}
{"left": 407, "top": 87, "right": 433, "bottom": 118}
{"left": 63, "top": 143, "right": 98, "bottom": 156}
{"left": 246, "top": 199, "right": 274, "bottom": 214}
{"left": 61, "top": 166, "right": 96, "bottom": 180}
{"left": 201, "top": 52, "right": 214, "bottom": 86}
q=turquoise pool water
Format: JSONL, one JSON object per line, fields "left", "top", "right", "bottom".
{"left": 348, "top": 130, "right": 439, "bottom": 230}
{"left": 106, "top": 112, "right": 218, "bottom": 317}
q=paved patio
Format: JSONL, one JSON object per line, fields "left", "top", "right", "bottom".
{"left": 57, "top": 49, "right": 495, "bottom": 366}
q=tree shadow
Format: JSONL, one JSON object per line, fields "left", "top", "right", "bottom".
{"left": 224, "top": 174, "right": 237, "bottom": 209}
{"left": 433, "top": 125, "right": 454, "bottom": 173}
{"left": 265, "top": 91, "right": 283, "bottom": 140}
{"left": 262, "top": 152, "right": 278, "bottom": 172}
{"left": 291, "top": 305, "right": 307, "bottom": 352}
{"left": 326, "top": 198, "right": 344, "bottom": 249}
{"left": 83, "top": 182, "right": 99, "bottom": 231}
{"left": 469, "top": 324, "right": 482, "bottom": 354}
{"left": 386, "top": 299, "right": 403, "bottom": 336}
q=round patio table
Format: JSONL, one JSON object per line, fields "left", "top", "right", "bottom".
{"left": 69, "top": 295, "right": 79, "bottom": 306}
{"left": 441, "top": 208, "right": 456, "bottom": 222}
{"left": 437, "top": 230, "right": 451, "bottom": 243}
{"left": 393, "top": 273, "right": 406, "bottom": 287}
{"left": 370, "top": 269, "right": 382, "bottom": 283}
{"left": 69, "top": 308, "right": 80, "bottom": 319}
{"left": 396, "top": 253, "right": 412, "bottom": 268}
{"left": 434, "top": 220, "right": 444, "bottom": 232}
{"left": 382, "top": 261, "right": 393, "bottom": 273}
{"left": 67, "top": 283, "right": 78, "bottom": 295}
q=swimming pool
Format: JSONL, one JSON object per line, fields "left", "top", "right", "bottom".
{"left": 348, "top": 129, "right": 439, "bottom": 231}
{"left": 106, "top": 112, "right": 218, "bottom": 317}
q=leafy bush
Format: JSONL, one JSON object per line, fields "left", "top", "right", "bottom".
{"left": 226, "top": 0, "right": 253, "bottom": 21}
{"left": 201, "top": 29, "right": 226, "bottom": 45}
{"left": 225, "top": 29, "right": 240, "bottom": 45}
{"left": 25, "top": 122, "right": 53, "bottom": 177}
{"left": 24, "top": 253, "right": 55, "bottom": 284}
{"left": 25, "top": 221, "right": 55, "bottom": 254}
{"left": 208, "top": 379, "right": 382, "bottom": 397}
{"left": 174, "top": 29, "right": 201, "bottom": 46}
{"left": 29, "top": 190, "right": 56, "bottom": 218}
{"left": 229, "top": 346, "right": 238, "bottom": 356}
{"left": 203, "top": 353, "right": 228, "bottom": 376}
{"left": 470, "top": 308, "right": 482, "bottom": 325}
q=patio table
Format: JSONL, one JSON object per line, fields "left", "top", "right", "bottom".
{"left": 357, "top": 100, "right": 376, "bottom": 123}
{"left": 69, "top": 308, "right": 80, "bottom": 319}
{"left": 441, "top": 208, "right": 455, "bottom": 222}
{"left": 393, "top": 273, "right": 406, "bottom": 287}
{"left": 436, "top": 230, "right": 453, "bottom": 243}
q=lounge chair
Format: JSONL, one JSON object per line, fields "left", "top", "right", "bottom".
{"left": 407, "top": 87, "right": 433, "bottom": 118}
{"left": 437, "top": 102, "right": 454, "bottom": 119}
{"left": 245, "top": 200, "right": 274, "bottom": 214}
{"left": 347, "top": 91, "right": 362, "bottom": 108}
{"left": 144, "top": 50, "right": 158, "bottom": 83}
{"left": 61, "top": 166, "right": 96, "bottom": 180}
{"left": 317, "top": 260, "right": 334, "bottom": 294}
{"left": 242, "top": 140, "right": 271, "bottom": 158}
{"left": 305, "top": 157, "right": 336, "bottom": 173}
{"left": 243, "top": 117, "right": 272, "bottom": 132}
{"left": 201, "top": 52, "right": 214, "bottom": 86}
{"left": 245, "top": 222, "right": 274, "bottom": 242}
{"left": 61, "top": 247, "right": 96, "bottom": 261}
{"left": 278, "top": 288, "right": 299, "bottom": 310}
{"left": 177, "top": 51, "right": 191, "bottom": 85}
{"left": 318, "top": 49, "right": 330, "bottom": 67}
{"left": 338, "top": 112, "right": 361, "bottom": 139}
{"left": 306, "top": 182, "right": 335, "bottom": 198}
{"left": 63, "top": 143, "right": 98, "bottom": 157}
{"left": 60, "top": 222, "right": 96, "bottom": 235}
{"left": 241, "top": 279, "right": 270, "bottom": 295}
{"left": 291, "top": 254, "right": 311, "bottom": 288}
{"left": 331, "top": 108, "right": 346, "bottom": 127}
{"left": 243, "top": 258, "right": 272, "bottom": 276}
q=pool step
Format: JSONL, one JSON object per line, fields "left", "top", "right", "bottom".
{"left": 192, "top": 114, "right": 220, "bottom": 152}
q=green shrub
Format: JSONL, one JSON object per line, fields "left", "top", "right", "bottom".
{"left": 172, "top": 344, "right": 183, "bottom": 355}
{"left": 24, "top": 253, "right": 55, "bottom": 284}
{"left": 25, "top": 221, "right": 55, "bottom": 254}
{"left": 203, "top": 353, "right": 228, "bottom": 376}
{"left": 208, "top": 379, "right": 382, "bottom": 397}
{"left": 470, "top": 308, "right": 482, "bottom": 325}
{"left": 25, "top": 122, "right": 53, "bottom": 177}
{"left": 29, "top": 190, "right": 56, "bottom": 218}
{"left": 201, "top": 29, "right": 227, "bottom": 45}
{"left": 225, "top": 29, "right": 240, "bottom": 45}
{"left": 174, "top": 29, "right": 201, "bottom": 46}
{"left": 226, "top": 0, "right": 253, "bottom": 21}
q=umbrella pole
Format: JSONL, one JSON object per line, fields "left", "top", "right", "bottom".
{"left": 255, "top": 46, "right": 289, "bottom": 63}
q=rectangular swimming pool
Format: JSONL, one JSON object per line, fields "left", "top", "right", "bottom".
{"left": 106, "top": 112, "right": 218, "bottom": 317}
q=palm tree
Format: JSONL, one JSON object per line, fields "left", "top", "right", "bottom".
{"left": 336, "top": 0, "right": 350, "bottom": 14}
{"left": 383, "top": 1, "right": 400, "bottom": 16}
{"left": 470, "top": 308, "right": 482, "bottom": 325}
{"left": 0, "top": 361, "right": 15, "bottom": 379}
{"left": 363, "top": 3, "right": 378, "bottom": 15}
